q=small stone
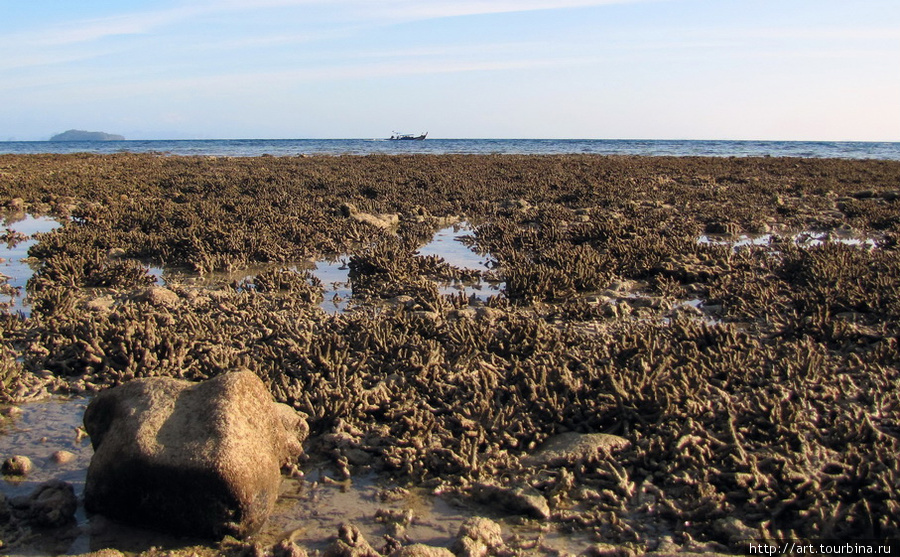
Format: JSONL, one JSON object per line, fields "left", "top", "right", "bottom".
{"left": 10, "top": 479, "right": 77, "bottom": 527}
{"left": 450, "top": 308, "right": 477, "bottom": 320}
{"left": 471, "top": 483, "right": 550, "bottom": 519}
{"left": 50, "top": 450, "right": 76, "bottom": 465}
{"left": 452, "top": 517, "right": 504, "bottom": 557}
{"left": 475, "top": 307, "right": 503, "bottom": 322}
{"left": 391, "top": 544, "right": 454, "bottom": 557}
{"left": 0, "top": 406, "right": 24, "bottom": 419}
{"left": 713, "top": 516, "right": 757, "bottom": 546}
{"left": 2, "top": 455, "right": 33, "bottom": 476}
{"left": 134, "top": 286, "right": 180, "bottom": 307}
{"left": 76, "top": 550, "right": 126, "bottom": 557}
{"left": 704, "top": 222, "right": 738, "bottom": 235}
{"left": 377, "top": 486, "right": 410, "bottom": 503}
{"left": 324, "top": 523, "right": 381, "bottom": 557}
{"left": 584, "top": 543, "right": 638, "bottom": 557}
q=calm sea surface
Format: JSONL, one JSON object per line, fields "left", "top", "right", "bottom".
{"left": 1, "top": 139, "right": 899, "bottom": 159}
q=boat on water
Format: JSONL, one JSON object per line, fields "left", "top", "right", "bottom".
{"left": 389, "top": 132, "right": 427, "bottom": 140}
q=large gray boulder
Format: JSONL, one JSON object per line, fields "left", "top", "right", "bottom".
{"left": 83, "top": 370, "right": 308, "bottom": 539}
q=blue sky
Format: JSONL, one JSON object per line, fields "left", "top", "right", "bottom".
{"left": 1, "top": 0, "right": 898, "bottom": 140}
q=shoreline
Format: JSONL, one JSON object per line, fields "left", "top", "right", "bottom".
{"left": 3, "top": 138, "right": 900, "bottom": 160}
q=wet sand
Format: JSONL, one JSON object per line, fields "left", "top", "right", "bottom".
{"left": 1, "top": 153, "right": 899, "bottom": 555}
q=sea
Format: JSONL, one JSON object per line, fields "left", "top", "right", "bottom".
{"left": 1, "top": 138, "right": 900, "bottom": 160}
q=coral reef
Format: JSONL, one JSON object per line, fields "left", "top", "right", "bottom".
{"left": 0, "top": 153, "right": 899, "bottom": 552}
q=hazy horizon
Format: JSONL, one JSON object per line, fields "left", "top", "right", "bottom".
{"left": 3, "top": 0, "right": 898, "bottom": 142}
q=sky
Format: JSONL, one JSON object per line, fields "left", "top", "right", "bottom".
{"left": 1, "top": 0, "right": 898, "bottom": 141}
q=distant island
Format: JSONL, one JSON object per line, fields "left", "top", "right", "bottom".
{"left": 49, "top": 129, "right": 125, "bottom": 142}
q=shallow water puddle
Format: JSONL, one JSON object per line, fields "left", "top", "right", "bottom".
{"left": 0, "top": 398, "right": 91, "bottom": 500}
{"left": 415, "top": 222, "right": 503, "bottom": 301}
{"left": 415, "top": 222, "right": 494, "bottom": 273}
{"left": 0, "top": 399, "right": 593, "bottom": 555}
{"left": 310, "top": 256, "right": 352, "bottom": 314}
{"left": 149, "top": 222, "right": 501, "bottom": 314}
{"left": 264, "top": 471, "right": 469, "bottom": 553}
{"left": 698, "top": 229, "right": 879, "bottom": 250}
{"left": 0, "top": 215, "right": 63, "bottom": 316}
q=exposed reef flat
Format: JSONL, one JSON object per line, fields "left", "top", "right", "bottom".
{"left": 1, "top": 153, "right": 899, "bottom": 555}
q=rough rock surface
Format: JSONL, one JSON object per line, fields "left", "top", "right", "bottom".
{"left": 523, "top": 432, "right": 631, "bottom": 467}
{"left": 391, "top": 544, "right": 454, "bottom": 557}
{"left": 83, "top": 370, "right": 308, "bottom": 539}
{"left": 1, "top": 455, "right": 33, "bottom": 476}
{"left": 9, "top": 480, "right": 77, "bottom": 527}
{"left": 471, "top": 483, "right": 550, "bottom": 519}
{"left": 451, "top": 517, "right": 505, "bottom": 557}
{"left": 134, "top": 286, "right": 180, "bottom": 307}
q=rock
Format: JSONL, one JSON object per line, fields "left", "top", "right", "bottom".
{"left": 851, "top": 190, "right": 876, "bottom": 199}
{"left": 339, "top": 202, "right": 359, "bottom": 217}
{"left": 451, "top": 517, "right": 504, "bottom": 557}
{"left": 704, "top": 222, "right": 738, "bottom": 235}
{"left": 85, "top": 296, "right": 115, "bottom": 312}
{"left": 6, "top": 198, "right": 26, "bottom": 212}
{"left": 324, "top": 523, "right": 381, "bottom": 557}
{"left": 474, "top": 307, "right": 503, "bottom": 322}
{"left": 72, "top": 551, "right": 126, "bottom": 557}
{"left": 83, "top": 370, "right": 308, "bottom": 539}
{"left": 2, "top": 455, "right": 33, "bottom": 476}
{"left": 50, "top": 450, "right": 76, "bottom": 464}
{"left": 584, "top": 544, "right": 638, "bottom": 557}
{"left": 391, "top": 544, "right": 454, "bottom": 557}
{"left": 450, "top": 308, "right": 477, "bottom": 320}
{"left": 523, "top": 432, "right": 631, "bottom": 467}
{"left": 352, "top": 211, "right": 399, "bottom": 230}
{"left": 338, "top": 201, "right": 399, "bottom": 229}
{"left": 712, "top": 516, "right": 757, "bottom": 547}
{"left": 471, "top": 482, "right": 550, "bottom": 519}
{"left": 503, "top": 198, "right": 532, "bottom": 211}
{"left": 10, "top": 479, "right": 77, "bottom": 527}
{"left": 134, "top": 286, "right": 180, "bottom": 307}
{"left": 0, "top": 406, "right": 24, "bottom": 419}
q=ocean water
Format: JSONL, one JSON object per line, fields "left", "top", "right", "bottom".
{"left": 1, "top": 138, "right": 900, "bottom": 159}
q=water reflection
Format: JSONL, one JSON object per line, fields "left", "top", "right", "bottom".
{"left": 415, "top": 222, "right": 503, "bottom": 302}
{"left": 0, "top": 214, "right": 63, "bottom": 316}
{"left": 146, "top": 222, "right": 502, "bottom": 314}
{"left": 697, "top": 229, "right": 879, "bottom": 250}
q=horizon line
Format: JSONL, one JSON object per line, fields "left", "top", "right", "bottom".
{"left": 3, "top": 137, "right": 900, "bottom": 143}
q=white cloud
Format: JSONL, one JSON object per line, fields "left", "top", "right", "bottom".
{"left": 2, "top": 6, "right": 206, "bottom": 48}
{"left": 369, "top": 0, "right": 661, "bottom": 20}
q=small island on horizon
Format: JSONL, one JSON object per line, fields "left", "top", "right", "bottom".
{"left": 50, "top": 129, "right": 125, "bottom": 142}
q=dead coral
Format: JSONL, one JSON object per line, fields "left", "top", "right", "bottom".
{"left": 1, "top": 153, "right": 899, "bottom": 548}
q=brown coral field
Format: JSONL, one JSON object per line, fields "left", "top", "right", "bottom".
{"left": 1, "top": 153, "right": 899, "bottom": 554}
